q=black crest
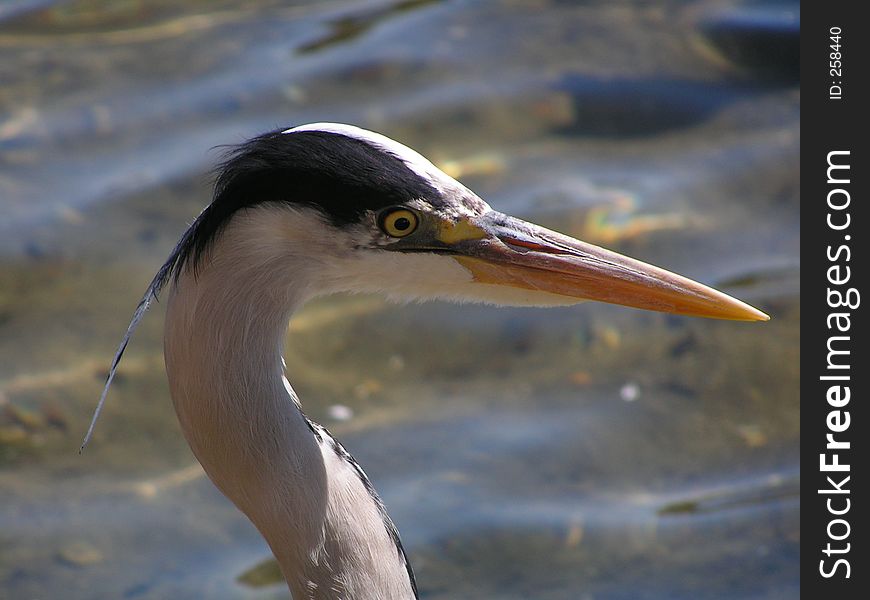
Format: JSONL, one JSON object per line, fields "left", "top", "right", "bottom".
{"left": 173, "top": 128, "right": 439, "bottom": 286}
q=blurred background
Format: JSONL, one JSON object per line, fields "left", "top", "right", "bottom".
{"left": 0, "top": 1, "right": 799, "bottom": 598}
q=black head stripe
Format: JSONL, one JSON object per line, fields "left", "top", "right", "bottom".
{"left": 173, "top": 128, "right": 440, "bottom": 280}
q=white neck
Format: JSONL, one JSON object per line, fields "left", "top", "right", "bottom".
{"left": 163, "top": 208, "right": 416, "bottom": 599}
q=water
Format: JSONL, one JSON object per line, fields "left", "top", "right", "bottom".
{"left": 0, "top": 1, "right": 799, "bottom": 598}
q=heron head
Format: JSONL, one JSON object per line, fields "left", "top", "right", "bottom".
{"left": 170, "top": 123, "right": 767, "bottom": 321}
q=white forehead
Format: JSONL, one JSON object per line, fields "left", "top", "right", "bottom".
{"left": 284, "top": 123, "right": 438, "bottom": 176}
{"left": 282, "top": 122, "right": 490, "bottom": 217}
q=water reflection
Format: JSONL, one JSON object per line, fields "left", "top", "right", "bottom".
{"left": 1, "top": 0, "right": 798, "bottom": 598}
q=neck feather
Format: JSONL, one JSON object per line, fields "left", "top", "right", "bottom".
{"left": 163, "top": 209, "right": 416, "bottom": 599}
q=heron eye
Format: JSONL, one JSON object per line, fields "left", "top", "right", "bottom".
{"left": 379, "top": 208, "right": 419, "bottom": 238}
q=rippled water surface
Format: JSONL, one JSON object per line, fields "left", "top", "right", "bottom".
{"left": 1, "top": 1, "right": 799, "bottom": 598}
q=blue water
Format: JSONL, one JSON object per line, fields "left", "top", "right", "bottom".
{"left": 0, "top": 1, "right": 799, "bottom": 598}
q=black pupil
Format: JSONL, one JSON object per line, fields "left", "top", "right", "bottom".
{"left": 393, "top": 216, "right": 411, "bottom": 231}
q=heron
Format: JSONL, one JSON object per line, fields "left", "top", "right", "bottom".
{"left": 83, "top": 123, "right": 768, "bottom": 599}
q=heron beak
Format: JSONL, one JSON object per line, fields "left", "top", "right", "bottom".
{"left": 439, "top": 211, "right": 769, "bottom": 321}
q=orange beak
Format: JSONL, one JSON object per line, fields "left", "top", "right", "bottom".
{"left": 443, "top": 211, "right": 768, "bottom": 322}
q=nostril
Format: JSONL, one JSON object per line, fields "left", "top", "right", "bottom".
{"left": 499, "top": 235, "right": 565, "bottom": 255}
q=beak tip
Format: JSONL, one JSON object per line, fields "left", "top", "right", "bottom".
{"left": 728, "top": 301, "right": 770, "bottom": 322}
{"left": 753, "top": 309, "right": 771, "bottom": 323}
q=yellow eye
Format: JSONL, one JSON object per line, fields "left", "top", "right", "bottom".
{"left": 379, "top": 208, "right": 419, "bottom": 238}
